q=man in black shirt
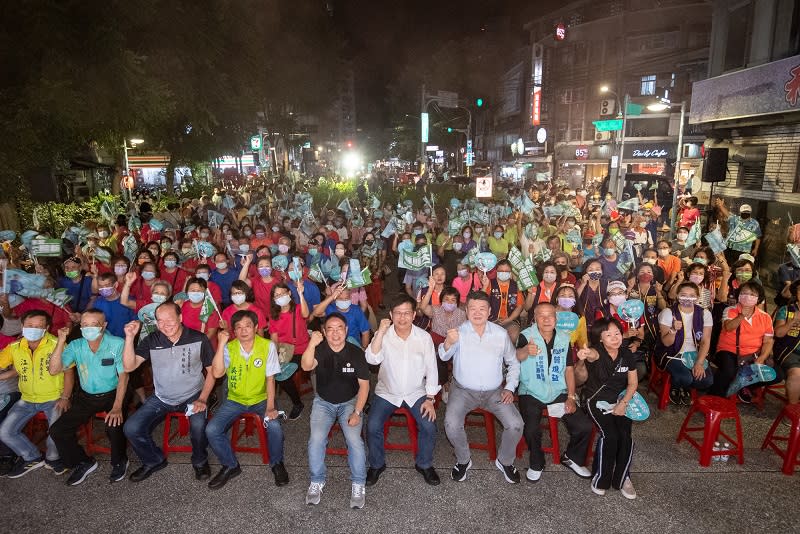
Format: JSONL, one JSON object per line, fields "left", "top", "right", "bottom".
{"left": 300, "top": 313, "right": 370, "bottom": 509}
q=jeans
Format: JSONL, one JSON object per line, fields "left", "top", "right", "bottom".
{"left": 123, "top": 392, "right": 208, "bottom": 468}
{"left": 0, "top": 392, "right": 22, "bottom": 457}
{"left": 205, "top": 399, "right": 284, "bottom": 468}
{"left": 49, "top": 390, "right": 128, "bottom": 468}
{"left": 666, "top": 359, "right": 714, "bottom": 391}
{"left": 307, "top": 395, "right": 366, "bottom": 485}
{"left": 518, "top": 393, "right": 592, "bottom": 471}
{"left": 366, "top": 394, "right": 437, "bottom": 469}
{"left": 0, "top": 399, "right": 61, "bottom": 462}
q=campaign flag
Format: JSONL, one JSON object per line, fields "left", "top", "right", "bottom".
{"left": 381, "top": 219, "right": 397, "bottom": 239}
{"left": 44, "top": 288, "right": 73, "bottom": 308}
{"left": 508, "top": 247, "right": 538, "bottom": 291}
{"left": 727, "top": 224, "right": 757, "bottom": 250}
{"left": 199, "top": 289, "right": 219, "bottom": 323}
{"left": 308, "top": 263, "right": 326, "bottom": 284}
{"left": 617, "top": 197, "right": 639, "bottom": 212}
{"left": 703, "top": 227, "right": 726, "bottom": 255}
{"left": 100, "top": 200, "right": 116, "bottom": 222}
{"left": 448, "top": 213, "right": 468, "bottom": 236}
{"left": 684, "top": 221, "right": 702, "bottom": 248}
{"left": 3, "top": 269, "right": 48, "bottom": 298}
{"left": 398, "top": 244, "right": 433, "bottom": 270}
{"left": 337, "top": 198, "right": 353, "bottom": 219}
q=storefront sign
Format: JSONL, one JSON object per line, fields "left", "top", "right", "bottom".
{"left": 555, "top": 23, "right": 566, "bottom": 41}
{"left": 531, "top": 87, "right": 542, "bottom": 126}
{"left": 575, "top": 146, "right": 589, "bottom": 160}
{"left": 476, "top": 176, "right": 493, "bottom": 198}
{"left": 623, "top": 143, "right": 676, "bottom": 160}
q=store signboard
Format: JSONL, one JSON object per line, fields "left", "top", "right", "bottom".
{"left": 476, "top": 176, "right": 493, "bottom": 198}
{"left": 531, "top": 87, "right": 542, "bottom": 126}
{"left": 575, "top": 146, "right": 589, "bottom": 160}
{"left": 623, "top": 143, "right": 676, "bottom": 160}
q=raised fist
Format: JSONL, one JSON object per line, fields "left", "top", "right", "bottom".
{"left": 310, "top": 330, "right": 324, "bottom": 346}
{"left": 378, "top": 318, "right": 392, "bottom": 334}
{"left": 445, "top": 328, "right": 459, "bottom": 347}
{"left": 124, "top": 320, "right": 141, "bottom": 338}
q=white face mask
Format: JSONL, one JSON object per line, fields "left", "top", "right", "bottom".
{"left": 231, "top": 294, "right": 247, "bottom": 305}
{"left": 274, "top": 295, "right": 291, "bottom": 307}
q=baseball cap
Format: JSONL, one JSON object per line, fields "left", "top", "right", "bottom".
{"left": 607, "top": 281, "right": 627, "bottom": 294}
{"left": 739, "top": 204, "right": 752, "bottom": 213}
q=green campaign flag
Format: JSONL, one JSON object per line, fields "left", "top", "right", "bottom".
{"left": 346, "top": 267, "right": 372, "bottom": 289}
{"left": 727, "top": 224, "right": 757, "bottom": 250}
{"left": 448, "top": 213, "right": 468, "bottom": 236}
{"left": 508, "top": 247, "right": 538, "bottom": 291}
{"left": 684, "top": 222, "right": 702, "bottom": 248}
{"left": 398, "top": 244, "right": 433, "bottom": 270}
{"left": 44, "top": 288, "right": 72, "bottom": 308}
{"left": 308, "top": 263, "right": 326, "bottom": 284}
{"left": 611, "top": 231, "right": 628, "bottom": 253}
{"left": 200, "top": 289, "right": 217, "bottom": 323}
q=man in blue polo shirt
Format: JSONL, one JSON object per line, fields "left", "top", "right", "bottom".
{"left": 58, "top": 256, "right": 94, "bottom": 313}
{"left": 48, "top": 309, "right": 129, "bottom": 485}
{"left": 311, "top": 285, "right": 371, "bottom": 348}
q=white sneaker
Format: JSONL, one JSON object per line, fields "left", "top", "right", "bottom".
{"left": 620, "top": 478, "right": 637, "bottom": 500}
{"left": 591, "top": 483, "right": 606, "bottom": 496}
{"left": 306, "top": 481, "right": 325, "bottom": 505}
{"left": 350, "top": 483, "right": 366, "bottom": 509}
{"left": 560, "top": 455, "right": 591, "bottom": 478}
{"left": 525, "top": 468, "right": 542, "bottom": 483}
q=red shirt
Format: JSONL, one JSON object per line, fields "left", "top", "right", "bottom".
{"left": 249, "top": 275, "right": 277, "bottom": 311}
{"left": 268, "top": 307, "right": 310, "bottom": 355}
{"left": 181, "top": 300, "right": 220, "bottom": 333}
{"left": 14, "top": 298, "right": 73, "bottom": 335}
{"left": 161, "top": 268, "right": 189, "bottom": 294}
{"left": 221, "top": 303, "right": 268, "bottom": 336}
{"left": 129, "top": 278, "right": 154, "bottom": 312}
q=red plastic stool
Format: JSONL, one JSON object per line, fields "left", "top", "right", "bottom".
{"left": 326, "top": 423, "right": 349, "bottom": 456}
{"left": 585, "top": 425, "right": 597, "bottom": 465}
{"left": 293, "top": 369, "right": 314, "bottom": 397}
{"left": 515, "top": 408, "right": 560, "bottom": 463}
{"left": 465, "top": 409, "right": 497, "bottom": 461}
{"left": 751, "top": 383, "right": 788, "bottom": 411}
{"left": 383, "top": 407, "right": 419, "bottom": 457}
{"left": 677, "top": 396, "right": 745, "bottom": 466}
{"left": 80, "top": 412, "right": 112, "bottom": 455}
{"left": 230, "top": 413, "right": 270, "bottom": 464}
{"left": 648, "top": 357, "right": 672, "bottom": 410}
{"left": 162, "top": 412, "right": 192, "bottom": 457}
{"left": 761, "top": 403, "right": 800, "bottom": 475}
{"left": 23, "top": 411, "right": 50, "bottom": 449}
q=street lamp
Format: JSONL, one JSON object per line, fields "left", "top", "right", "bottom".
{"left": 122, "top": 137, "right": 144, "bottom": 201}
{"left": 600, "top": 86, "right": 629, "bottom": 199}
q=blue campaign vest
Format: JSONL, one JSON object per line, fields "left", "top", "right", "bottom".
{"left": 518, "top": 324, "right": 571, "bottom": 403}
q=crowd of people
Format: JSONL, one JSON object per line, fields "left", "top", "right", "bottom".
{"left": 0, "top": 176, "right": 797, "bottom": 508}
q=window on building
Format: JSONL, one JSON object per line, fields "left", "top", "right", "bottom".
{"left": 640, "top": 74, "right": 656, "bottom": 95}
{"left": 736, "top": 145, "right": 767, "bottom": 191}
{"left": 724, "top": 3, "right": 752, "bottom": 72}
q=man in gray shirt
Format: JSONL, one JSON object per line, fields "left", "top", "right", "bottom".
{"left": 122, "top": 302, "right": 215, "bottom": 482}
{"left": 440, "top": 291, "right": 524, "bottom": 484}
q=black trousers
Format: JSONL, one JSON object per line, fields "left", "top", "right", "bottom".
{"left": 585, "top": 399, "right": 633, "bottom": 490}
{"left": 710, "top": 351, "right": 781, "bottom": 397}
{"left": 518, "top": 393, "right": 593, "bottom": 471}
{"left": 277, "top": 354, "right": 302, "bottom": 406}
{"left": 49, "top": 390, "right": 128, "bottom": 468}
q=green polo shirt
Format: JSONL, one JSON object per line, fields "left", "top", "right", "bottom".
{"left": 61, "top": 334, "right": 125, "bottom": 394}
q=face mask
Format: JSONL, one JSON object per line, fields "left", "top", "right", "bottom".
{"left": 98, "top": 231, "right": 108, "bottom": 238}
{"left": 256, "top": 232, "right": 266, "bottom": 238}
{"left": 588, "top": 271, "right": 603, "bottom": 281}
{"left": 277, "top": 244, "right": 289, "bottom": 254}
{"left": 141, "top": 271, "right": 156, "bottom": 281}
{"left": 231, "top": 294, "right": 247, "bottom": 305}
{"left": 244, "top": 230, "right": 253, "bottom": 237}
{"left": 81, "top": 326, "right": 103, "bottom": 342}
{"left": 475, "top": 228, "right": 483, "bottom": 235}
{"left": 269, "top": 245, "right": 279, "bottom": 255}
{"left": 657, "top": 249, "right": 670, "bottom": 258}
{"left": 196, "top": 272, "right": 209, "bottom": 281}
{"left": 240, "top": 244, "right": 250, "bottom": 253}
{"left": 643, "top": 258, "right": 657, "bottom": 266}
{"left": 161, "top": 242, "right": 171, "bottom": 250}
{"left": 164, "top": 260, "right": 177, "bottom": 269}
{"left": 274, "top": 295, "right": 291, "bottom": 307}
{"left": 98, "top": 287, "right": 115, "bottom": 298}
{"left": 364, "top": 240, "right": 375, "bottom": 246}
{"left": 638, "top": 273, "right": 653, "bottom": 283}
{"left": 736, "top": 271, "right": 752, "bottom": 283}
{"left": 557, "top": 297, "right": 576, "bottom": 309}
{"left": 22, "top": 327, "right": 45, "bottom": 342}
{"left": 741, "top": 213, "right": 751, "bottom": 219}
{"left": 692, "top": 257, "right": 708, "bottom": 266}
{"left": 689, "top": 274, "right": 705, "bottom": 285}
{"left": 149, "top": 249, "right": 160, "bottom": 257}
{"left": 442, "top": 302, "right": 457, "bottom": 312}
{"left": 738, "top": 294, "right": 758, "bottom": 307}
{"left": 638, "top": 222, "right": 647, "bottom": 228}
{"left": 335, "top": 299, "right": 350, "bottom": 310}
{"left": 453, "top": 242, "right": 463, "bottom": 252}
{"left": 457, "top": 269, "right": 469, "bottom": 278}
{"left": 289, "top": 270, "right": 302, "bottom": 281}
{"left": 604, "top": 248, "right": 616, "bottom": 257}
{"left": 308, "top": 247, "right": 319, "bottom": 256}
{"left": 114, "top": 265, "right": 128, "bottom": 275}
{"left": 335, "top": 249, "right": 345, "bottom": 258}
{"left": 413, "top": 229, "right": 423, "bottom": 236}
{"left": 216, "top": 262, "right": 228, "bottom": 271}
{"left": 200, "top": 232, "right": 209, "bottom": 239}
{"left": 188, "top": 291, "right": 205, "bottom": 303}
{"left": 463, "top": 232, "right": 471, "bottom": 239}
{"left": 493, "top": 232, "right": 503, "bottom": 239}
{"left": 609, "top": 228, "right": 619, "bottom": 235}
{"left": 497, "top": 271, "right": 512, "bottom": 282}
{"left": 272, "top": 226, "right": 280, "bottom": 232}
{"left": 677, "top": 233, "right": 688, "bottom": 241}
{"left": 678, "top": 296, "right": 698, "bottom": 307}
{"left": 258, "top": 267, "right": 272, "bottom": 277}
{"left": 542, "top": 272, "right": 556, "bottom": 283}
{"left": 181, "top": 248, "right": 192, "bottom": 255}
{"left": 609, "top": 295, "right": 626, "bottom": 307}
{"left": 65, "top": 270, "right": 80, "bottom": 279}
{"left": 151, "top": 294, "right": 167, "bottom": 304}
{"left": 401, "top": 239, "right": 412, "bottom": 248}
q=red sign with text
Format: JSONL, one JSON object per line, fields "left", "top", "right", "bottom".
{"left": 531, "top": 87, "right": 541, "bottom": 126}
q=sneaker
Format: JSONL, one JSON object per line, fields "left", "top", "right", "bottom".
{"left": 494, "top": 459, "right": 520, "bottom": 484}
{"left": 45, "top": 459, "right": 68, "bottom": 476}
{"left": 450, "top": 459, "right": 472, "bottom": 482}
{"left": 109, "top": 460, "right": 129, "bottom": 483}
{"left": 526, "top": 468, "right": 542, "bottom": 483}
{"left": 737, "top": 388, "right": 753, "bottom": 404}
{"left": 6, "top": 456, "right": 45, "bottom": 479}
{"left": 271, "top": 462, "right": 289, "bottom": 486}
{"left": 680, "top": 389, "right": 693, "bottom": 406}
{"left": 560, "top": 454, "right": 591, "bottom": 478}
{"left": 66, "top": 460, "right": 98, "bottom": 486}
{"left": 621, "top": 478, "right": 637, "bottom": 500}
{"left": 591, "top": 482, "right": 606, "bottom": 496}
{"left": 306, "top": 481, "right": 325, "bottom": 505}
{"left": 288, "top": 403, "right": 305, "bottom": 421}
{"left": 669, "top": 388, "right": 681, "bottom": 405}
{"left": 350, "top": 483, "right": 366, "bottom": 509}
{"left": 365, "top": 465, "right": 386, "bottom": 487}
{"left": 0, "top": 455, "right": 18, "bottom": 477}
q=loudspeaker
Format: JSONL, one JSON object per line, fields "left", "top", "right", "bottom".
{"left": 702, "top": 148, "right": 729, "bottom": 182}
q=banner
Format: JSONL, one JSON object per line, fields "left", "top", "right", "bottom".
{"left": 508, "top": 247, "right": 538, "bottom": 291}
{"left": 3, "top": 269, "right": 48, "bottom": 298}
{"left": 684, "top": 221, "right": 702, "bottom": 248}
{"left": 398, "top": 244, "right": 432, "bottom": 271}
{"left": 207, "top": 210, "right": 224, "bottom": 229}
{"left": 30, "top": 237, "right": 62, "bottom": 257}
{"left": 726, "top": 224, "right": 757, "bottom": 250}
{"left": 44, "top": 288, "right": 73, "bottom": 308}
{"left": 346, "top": 267, "right": 372, "bottom": 289}
{"left": 448, "top": 213, "right": 468, "bottom": 236}
{"left": 617, "top": 197, "right": 639, "bottom": 212}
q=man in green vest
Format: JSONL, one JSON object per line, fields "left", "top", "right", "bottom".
{"left": 205, "top": 309, "right": 288, "bottom": 489}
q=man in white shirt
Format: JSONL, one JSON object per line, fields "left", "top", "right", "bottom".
{"left": 365, "top": 295, "right": 440, "bottom": 487}
{"left": 440, "top": 291, "right": 524, "bottom": 484}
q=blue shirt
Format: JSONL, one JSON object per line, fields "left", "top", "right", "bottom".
{"left": 727, "top": 215, "right": 762, "bottom": 253}
{"left": 324, "top": 303, "right": 371, "bottom": 341}
{"left": 599, "top": 255, "right": 624, "bottom": 282}
{"left": 93, "top": 297, "right": 137, "bottom": 338}
{"left": 58, "top": 274, "right": 94, "bottom": 313}
{"left": 289, "top": 280, "right": 321, "bottom": 310}
{"left": 61, "top": 334, "right": 125, "bottom": 394}
{"left": 210, "top": 267, "right": 241, "bottom": 307}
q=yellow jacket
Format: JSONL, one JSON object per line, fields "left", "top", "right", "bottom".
{"left": 0, "top": 334, "right": 63, "bottom": 403}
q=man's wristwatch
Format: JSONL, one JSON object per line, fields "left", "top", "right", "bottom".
{"left": 569, "top": 393, "right": 579, "bottom": 402}
{"left": 354, "top": 410, "right": 362, "bottom": 417}
{"left": 425, "top": 396, "right": 435, "bottom": 403}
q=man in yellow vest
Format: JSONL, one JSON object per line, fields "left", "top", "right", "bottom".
{"left": 0, "top": 310, "right": 74, "bottom": 478}
{"left": 205, "top": 309, "right": 288, "bottom": 489}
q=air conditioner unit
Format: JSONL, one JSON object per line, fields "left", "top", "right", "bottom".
{"left": 595, "top": 130, "right": 611, "bottom": 141}
{"left": 599, "top": 99, "right": 616, "bottom": 116}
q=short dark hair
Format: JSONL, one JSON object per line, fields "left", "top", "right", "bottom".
{"left": 441, "top": 286, "right": 460, "bottom": 302}
{"left": 323, "top": 312, "right": 348, "bottom": 329}
{"left": 739, "top": 280, "right": 765, "bottom": 303}
{"left": 82, "top": 308, "right": 107, "bottom": 322}
{"left": 186, "top": 277, "right": 208, "bottom": 291}
{"left": 496, "top": 259, "right": 512, "bottom": 270}
{"left": 466, "top": 290, "right": 490, "bottom": 306}
{"left": 675, "top": 281, "right": 701, "bottom": 297}
{"left": 590, "top": 318, "right": 622, "bottom": 347}
{"left": 21, "top": 309, "right": 51, "bottom": 328}
{"left": 156, "top": 301, "right": 181, "bottom": 318}
{"left": 389, "top": 293, "right": 417, "bottom": 312}
{"left": 231, "top": 309, "right": 258, "bottom": 329}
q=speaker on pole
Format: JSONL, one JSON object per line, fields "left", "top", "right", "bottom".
{"left": 702, "top": 147, "right": 729, "bottom": 182}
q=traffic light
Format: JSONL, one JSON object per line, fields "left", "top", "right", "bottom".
{"left": 447, "top": 127, "right": 453, "bottom": 133}
{"left": 475, "top": 98, "right": 484, "bottom": 108}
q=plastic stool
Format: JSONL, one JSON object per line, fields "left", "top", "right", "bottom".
{"left": 465, "top": 409, "right": 497, "bottom": 461}
{"left": 383, "top": 407, "right": 419, "bottom": 457}
{"left": 648, "top": 357, "right": 672, "bottom": 410}
{"left": 677, "top": 396, "right": 744, "bottom": 466}
{"left": 761, "top": 403, "right": 800, "bottom": 475}
{"left": 326, "top": 423, "right": 348, "bottom": 456}
{"left": 81, "top": 412, "right": 112, "bottom": 455}
{"left": 515, "top": 408, "right": 560, "bottom": 463}
{"left": 751, "top": 383, "right": 788, "bottom": 411}
{"left": 23, "top": 411, "right": 49, "bottom": 448}
{"left": 230, "top": 413, "right": 270, "bottom": 464}
{"left": 293, "top": 370, "right": 314, "bottom": 397}
{"left": 162, "top": 412, "right": 192, "bottom": 457}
